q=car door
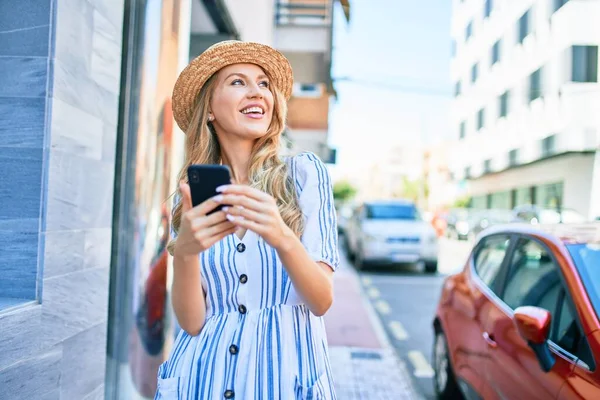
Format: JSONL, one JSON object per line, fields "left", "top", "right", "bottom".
{"left": 481, "top": 236, "right": 574, "bottom": 400}
{"left": 446, "top": 234, "right": 512, "bottom": 397}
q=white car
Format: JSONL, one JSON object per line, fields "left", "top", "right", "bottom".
{"left": 345, "top": 200, "right": 439, "bottom": 273}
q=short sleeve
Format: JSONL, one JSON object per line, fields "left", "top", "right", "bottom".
{"left": 291, "top": 152, "right": 339, "bottom": 271}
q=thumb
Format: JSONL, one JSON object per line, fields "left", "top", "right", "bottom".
{"left": 179, "top": 182, "right": 193, "bottom": 212}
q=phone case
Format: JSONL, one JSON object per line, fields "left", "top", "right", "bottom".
{"left": 187, "top": 165, "right": 232, "bottom": 212}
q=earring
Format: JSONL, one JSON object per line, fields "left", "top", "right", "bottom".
{"left": 208, "top": 115, "right": 214, "bottom": 122}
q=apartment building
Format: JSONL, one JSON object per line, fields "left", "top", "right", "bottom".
{"left": 449, "top": 0, "right": 600, "bottom": 218}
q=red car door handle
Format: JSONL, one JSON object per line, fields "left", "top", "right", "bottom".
{"left": 483, "top": 332, "right": 497, "bottom": 348}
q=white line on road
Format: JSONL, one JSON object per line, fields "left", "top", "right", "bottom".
{"left": 367, "top": 287, "right": 380, "bottom": 299}
{"left": 374, "top": 300, "right": 391, "bottom": 315}
{"left": 407, "top": 350, "right": 435, "bottom": 378}
{"left": 362, "top": 276, "right": 372, "bottom": 286}
{"left": 388, "top": 320, "right": 409, "bottom": 341}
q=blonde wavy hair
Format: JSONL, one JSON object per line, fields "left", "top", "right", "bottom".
{"left": 167, "top": 71, "right": 304, "bottom": 255}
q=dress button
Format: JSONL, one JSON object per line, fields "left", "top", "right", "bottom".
{"left": 236, "top": 243, "right": 246, "bottom": 253}
{"left": 238, "top": 304, "right": 247, "bottom": 314}
{"left": 224, "top": 390, "right": 234, "bottom": 398}
{"left": 239, "top": 274, "right": 248, "bottom": 284}
{"left": 229, "top": 344, "right": 239, "bottom": 355}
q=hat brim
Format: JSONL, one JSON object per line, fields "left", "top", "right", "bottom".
{"left": 172, "top": 41, "right": 293, "bottom": 133}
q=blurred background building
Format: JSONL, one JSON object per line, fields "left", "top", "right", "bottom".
{"left": 449, "top": 0, "right": 600, "bottom": 219}
{"left": 0, "top": 0, "right": 349, "bottom": 398}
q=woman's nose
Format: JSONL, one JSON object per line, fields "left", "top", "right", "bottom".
{"left": 246, "top": 82, "right": 263, "bottom": 98}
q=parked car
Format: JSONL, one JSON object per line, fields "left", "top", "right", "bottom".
{"left": 445, "top": 208, "right": 475, "bottom": 241}
{"left": 513, "top": 204, "right": 588, "bottom": 224}
{"left": 336, "top": 202, "right": 356, "bottom": 236}
{"left": 345, "top": 200, "right": 438, "bottom": 272}
{"left": 432, "top": 223, "right": 600, "bottom": 399}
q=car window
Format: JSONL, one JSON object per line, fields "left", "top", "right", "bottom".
{"left": 502, "top": 239, "right": 560, "bottom": 309}
{"left": 365, "top": 204, "right": 420, "bottom": 220}
{"left": 474, "top": 235, "right": 511, "bottom": 288}
{"left": 502, "top": 238, "right": 594, "bottom": 367}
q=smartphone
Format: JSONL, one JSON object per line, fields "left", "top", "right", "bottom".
{"left": 187, "top": 164, "right": 232, "bottom": 213}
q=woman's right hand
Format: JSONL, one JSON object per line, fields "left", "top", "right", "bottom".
{"left": 173, "top": 182, "right": 237, "bottom": 259}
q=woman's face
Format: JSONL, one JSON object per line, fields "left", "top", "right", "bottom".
{"left": 209, "top": 63, "right": 275, "bottom": 140}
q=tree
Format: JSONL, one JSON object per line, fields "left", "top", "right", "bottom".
{"left": 333, "top": 180, "right": 358, "bottom": 202}
{"left": 452, "top": 196, "right": 472, "bottom": 208}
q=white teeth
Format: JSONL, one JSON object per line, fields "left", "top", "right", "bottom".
{"left": 241, "top": 106, "right": 264, "bottom": 114}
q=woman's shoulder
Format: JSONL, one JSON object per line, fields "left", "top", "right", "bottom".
{"left": 285, "top": 151, "right": 329, "bottom": 181}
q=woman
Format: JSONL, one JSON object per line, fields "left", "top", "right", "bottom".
{"left": 155, "top": 41, "right": 339, "bottom": 399}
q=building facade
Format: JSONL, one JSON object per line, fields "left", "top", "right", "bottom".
{"left": 0, "top": 0, "right": 347, "bottom": 399}
{"left": 449, "top": 0, "right": 600, "bottom": 218}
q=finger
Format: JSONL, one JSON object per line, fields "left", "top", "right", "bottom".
{"left": 227, "top": 216, "right": 263, "bottom": 234}
{"left": 217, "top": 184, "right": 273, "bottom": 202}
{"left": 217, "top": 194, "right": 267, "bottom": 213}
{"left": 193, "top": 210, "right": 228, "bottom": 229}
{"left": 195, "top": 220, "right": 236, "bottom": 240}
{"left": 189, "top": 195, "right": 224, "bottom": 217}
{"left": 223, "top": 206, "right": 269, "bottom": 224}
{"left": 180, "top": 182, "right": 193, "bottom": 212}
{"left": 197, "top": 226, "right": 238, "bottom": 250}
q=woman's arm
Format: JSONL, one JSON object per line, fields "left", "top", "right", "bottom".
{"left": 171, "top": 183, "right": 237, "bottom": 335}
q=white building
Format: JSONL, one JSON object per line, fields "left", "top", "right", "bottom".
{"left": 449, "top": 0, "right": 600, "bottom": 219}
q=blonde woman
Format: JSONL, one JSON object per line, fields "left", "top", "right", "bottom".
{"left": 155, "top": 41, "right": 339, "bottom": 399}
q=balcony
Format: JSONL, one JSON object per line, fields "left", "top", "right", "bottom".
{"left": 274, "top": 0, "right": 334, "bottom": 85}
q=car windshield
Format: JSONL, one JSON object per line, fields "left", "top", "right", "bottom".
{"left": 567, "top": 243, "right": 600, "bottom": 319}
{"left": 366, "top": 204, "right": 420, "bottom": 220}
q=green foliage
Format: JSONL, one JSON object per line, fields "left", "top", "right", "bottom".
{"left": 333, "top": 180, "right": 358, "bottom": 201}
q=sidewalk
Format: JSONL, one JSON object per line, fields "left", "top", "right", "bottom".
{"left": 324, "top": 260, "right": 423, "bottom": 399}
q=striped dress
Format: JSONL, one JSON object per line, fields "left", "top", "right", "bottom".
{"left": 155, "top": 152, "right": 339, "bottom": 400}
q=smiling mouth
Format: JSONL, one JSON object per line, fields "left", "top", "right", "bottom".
{"left": 240, "top": 106, "right": 265, "bottom": 115}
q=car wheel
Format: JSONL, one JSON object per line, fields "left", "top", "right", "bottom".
{"left": 425, "top": 261, "right": 438, "bottom": 274}
{"left": 433, "top": 330, "right": 462, "bottom": 400}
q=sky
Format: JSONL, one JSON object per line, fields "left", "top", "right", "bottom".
{"left": 328, "top": 0, "right": 454, "bottom": 179}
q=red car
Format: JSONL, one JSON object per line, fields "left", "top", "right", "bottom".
{"left": 433, "top": 223, "right": 600, "bottom": 399}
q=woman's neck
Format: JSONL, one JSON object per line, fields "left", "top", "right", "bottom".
{"left": 219, "top": 138, "right": 254, "bottom": 185}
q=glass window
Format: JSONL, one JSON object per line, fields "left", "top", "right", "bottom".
{"left": 499, "top": 91, "right": 509, "bottom": 117}
{"left": 472, "top": 63, "right": 478, "bottom": 83}
{"left": 455, "top": 81, "right": 462, "bottom": 97}
{"left": 529, "top": 67, "right": 542, "bottom": 102}
{"left": 466, "top": 21, "right": 473, "bottom": 41}
{"left": 508, "top": 149, "right": 519, "bottom": 166}
{"left": 502, "top": 239, "right": 560, "bottom": 310}
{"left": 483, "top": 159, "right": 492, "bottom": 173}
{"left": 518, "top": 10, "right": 530, "bottom": 44}
{"left": 459, "top": 121, "right": 466, "bottom": 139}
{"left": 492, "top": 40, "right": 501, "bottom": 65}
{"left": 541, "top": 134, "right": 555, "bottom": 157}
{"left": 365, "top": 204, "right": 420, "bottom": 220}
{"left": 553, "top": 0, "right": 569, "bottom": 13}
{"left": 477, "top": 108, "right": 485, "bottom": 130}
{"left": 474, "top": 235, "right": 511, "bottom": 289}
{"left": 572, "top": 46, "right": 598, "bottom": 83}
{"left": 568, "top": 243, "right": 600, "bottom": 320}
{"left": 485, "top": 0, "right": 493, "bottom": 18}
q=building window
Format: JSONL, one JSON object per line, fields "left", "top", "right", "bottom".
{"left": 485, "top": 0, "right": 493, "bottom": 18}
{"left": 483, "top": 159, "right": 492, "bottom": 173}
{"left": 477, "top": 108, "right": 485, "bottom": 130}
{"left": 492, "top": 39, "right": 501, "bottom": 65}
{"left": 508, "top": 149, "right": 520, "bottom": 166}
{"left": 553, "top": 0, "right": 569, "bottom": 13}
{"left": 518, "top": 10, "right": 530, "bottom": 44}
{"left": 541, "top": 135, "right": 556, "bottom": 157}
{"left": 499, "top": 90, "right": 509, "bottom": 117}
{"left": 572, "top": 46, "right": 598, "bottom": 82}
{"left": 459, "top": 121, "right": 466, "bottom": 139}
{"left": 466, "top": 21, "right": 473, "bottom": 41}
{"left": 471, "top": 63, "right": 478, "bottom": 83}
{"left": 529, "top": 67, "right": 542, "bottom": 102}
{"left": 455, "top": 81, "right": 462, "bottom": 97}
{"left": 465, "top": 166, "right": 472, "bottom": 178}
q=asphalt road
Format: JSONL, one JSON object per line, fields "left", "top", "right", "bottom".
{"left": 348, "top": 238, "right": 472, "bottom": 400}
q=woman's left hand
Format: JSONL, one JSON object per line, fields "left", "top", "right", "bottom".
{"left": 215, "top": 185, "right": 293, "bottom": 249}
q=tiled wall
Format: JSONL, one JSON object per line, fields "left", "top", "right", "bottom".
{"left": 0, "top": 0, "right": 124, "bottom": 398}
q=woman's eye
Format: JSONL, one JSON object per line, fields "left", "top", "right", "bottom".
{"left": 259, "top": 81, "right": 270, "bottom": 88}
{"left": 231, "top": 79, "right": 244, "bottom": 85}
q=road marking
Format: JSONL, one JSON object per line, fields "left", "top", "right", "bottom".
{"left": 362, "top": 276, "right": 372, "bottom": 286}
{"left": 388, "top": 320, "right": 409, "bottom": 340}
{"left": 367, "top": 287, "right": 380, "bottom": 299}
{"left": 374, "top": 300, "right": 391, "bottom": 315}
{"left": 407, "top": 350, "right": 435, "bottom": 378}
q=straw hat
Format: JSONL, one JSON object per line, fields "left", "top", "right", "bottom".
{"left": 172, "top": 40, "right": 294, "bottom": 132}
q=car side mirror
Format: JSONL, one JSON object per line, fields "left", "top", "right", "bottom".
{"left": 513, "top": 306, "right": 556, "bottom": 372}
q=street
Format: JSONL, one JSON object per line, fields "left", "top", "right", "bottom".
{"left": 342, "top": 238, "right": 472, "bottom": 399}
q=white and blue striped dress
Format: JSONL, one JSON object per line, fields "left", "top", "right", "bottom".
{"left": 155, "top": 152, "right": 339, "bottom": 400}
